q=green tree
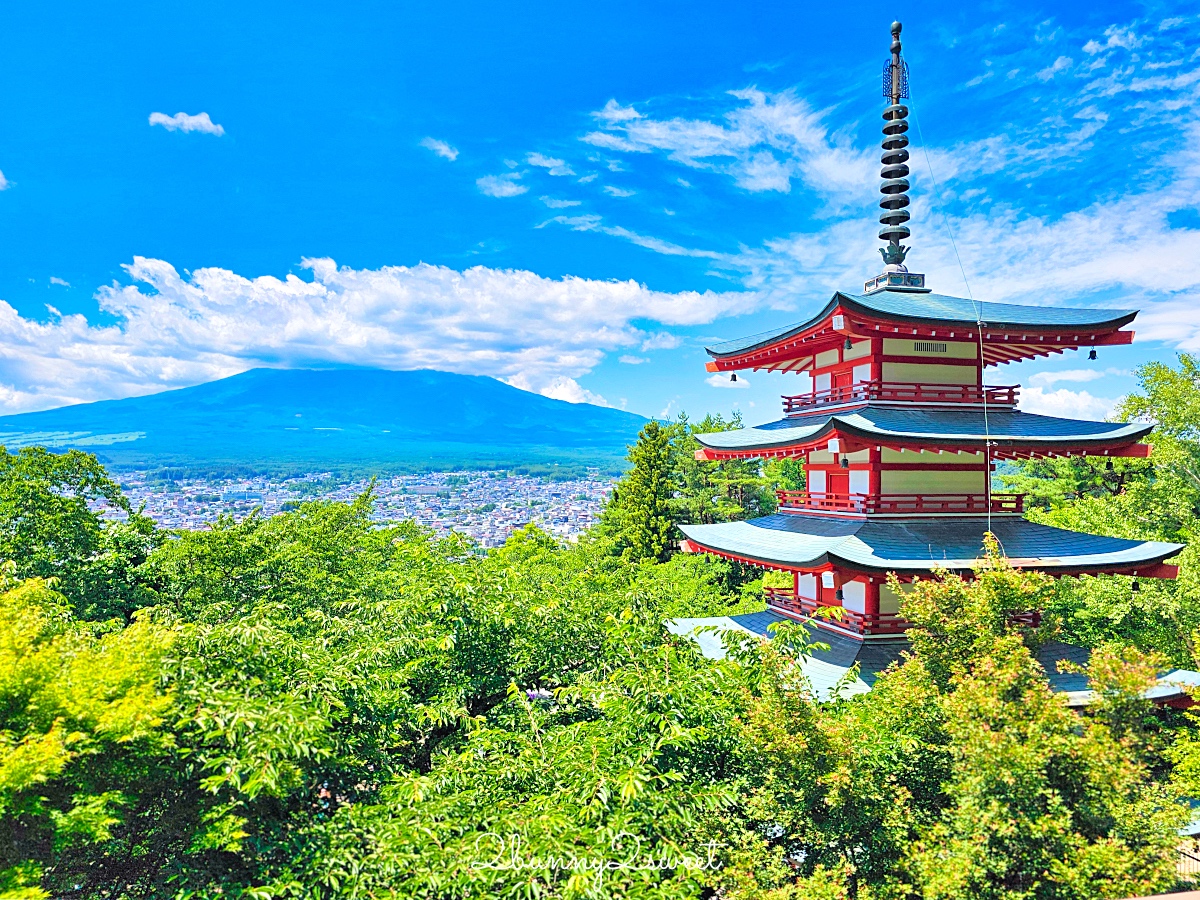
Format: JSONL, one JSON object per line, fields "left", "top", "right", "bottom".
{"left": 0, "top": 574, "right": 175, "bottom": 898}
{"left": 604, "top": 420, "right": 676, "bottom": 562}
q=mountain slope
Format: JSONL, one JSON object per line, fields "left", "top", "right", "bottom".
{"left": 0, "top": 369, "right": 647, "bottom": 471}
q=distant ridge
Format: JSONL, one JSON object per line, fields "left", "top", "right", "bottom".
{"left": 0, "top": 368, "right": 647, "bottom": 473}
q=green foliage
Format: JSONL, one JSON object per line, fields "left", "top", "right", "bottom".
{"left": 0, "top": 574, "right": 175, "bottom": 896}
{"left": 0, "top": 446, "right": 1193, "bottom": 899}
{"left": 604, "top": 420, "right": 676, "bottom": 562}
{"left": 709, "top": 545, "right": 1185, "bottom": 900}
{"left": 1001, "top": 354, "right": 1200, "bottom": 665}
{"left": 602, "top": 413, "right": 783, "bottom": 565}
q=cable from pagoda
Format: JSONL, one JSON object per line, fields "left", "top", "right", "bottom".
{"left": 899, "top": 20, "right": 997, "bottom": 534}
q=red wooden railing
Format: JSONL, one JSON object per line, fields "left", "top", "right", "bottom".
{"left": 775, "top": 491, "right": 1026, "bottom": 515}
{"left": 765, "top": 586, "right": 1043, "bottom": 636}
{"left": 764, "top": 586, "right": 909, "bottom": 635}
{"left": 783, "top": 380, "right": 1018, "bottom": 414}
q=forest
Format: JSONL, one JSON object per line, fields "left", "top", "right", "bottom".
{"left": 3, "top": 355, "right": 1200, "bottom": 900}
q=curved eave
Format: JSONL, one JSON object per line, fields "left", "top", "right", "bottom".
{"left": 836, "top": 293, "right": 1138, "bottom": 336}
{"left": 704, "top": 291, "right": 1139, "bottom": 369}
{"left": 678, "top": 518, "right": 1183, "bottom": 578}
{"left": 693, "top": 415, "right": 1154, "bottom": 459}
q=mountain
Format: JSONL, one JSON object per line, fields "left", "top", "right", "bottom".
{"left": 0, "top": 369, "right": 647, "bottom": 473}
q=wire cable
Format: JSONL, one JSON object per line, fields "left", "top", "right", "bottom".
{"left": 908, "top": 91, "right": 995, "bottom": 537}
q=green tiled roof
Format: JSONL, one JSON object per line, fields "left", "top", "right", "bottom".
{"left": 707, "top": 290, "right": 1138, "bottom": 358}
{"left": 695, "top": 406, "right": 1151, "bottom": 452}
{"left": 679, "top": 514, "right": 1181, "bottom": 574}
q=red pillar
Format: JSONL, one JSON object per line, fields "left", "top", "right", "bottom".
{"left": 864, "top": 580, "right": 881, "bottom": 633}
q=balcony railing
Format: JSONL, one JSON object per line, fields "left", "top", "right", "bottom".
{"left": 764, "top": 587, "right": 909, "bottom": 636}
{"left": 775, "top": 491, "right": 1026, "bottom": 515}
{"left": 783, "top": 380, "right": 1018, "bottom": 414}
{"left": 765, "top": 586, "right": 1042, "bottom": 636}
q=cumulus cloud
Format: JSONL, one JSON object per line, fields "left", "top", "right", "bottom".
{"left": 540, "top": 196, "right": 582, "bottom": 208}
{"left": 0, "top": 171, "right": 9, "bottom": 191}
{"left": 148, "top": 111, "right": 225, "bottom": 135}
{"left": 0, "top": 257, "right": 758, "bottom": 414}
{"left": 1019, "top": 386, "right": 1117, "bottom": 419}
{"left": 527, "top": 153, "right": 574, "bottom": 176}
{"left": 49, "top": 277, "right": 70, "bottom": 287}
{"left": 477, "top": 173, "right": 527, "bottom": 197}
{"left": 511, "top": 374, "right": 608, "bottom": 406}
{"left": 603, "top": 185, "right": 636, "bottom": 197}
{"left": 420, "top": 137, "right": 459, "bottom": 160}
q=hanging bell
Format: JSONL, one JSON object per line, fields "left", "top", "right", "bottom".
{"left": 840, "top": 455, "right": 850, "bottom": 469}
{"left": 730, "top": 373, "right": 737, "bottom": 382}
{"left": 1088, "top": 348, "right": 1097, "bottom": 360}
{"left": 1131, "top": 580, "right": 1140, "bottom": 593}
{"left": 844, "top": 336, "right": 854, "bottom": 351}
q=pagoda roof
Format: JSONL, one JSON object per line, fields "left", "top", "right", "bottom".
{"left": 678, "top": 514, "right": 1182, "bottom": 577}
{"left": 707, "top": 290, "right": 1138, "bottom": 360}
{"left": 668, "top": 615, "right": 1199, "bottom": 707}
{"left": 693, "top": 406, "right": 1151, "bottom": 458}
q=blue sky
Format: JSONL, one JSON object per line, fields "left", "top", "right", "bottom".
{"left": 0, "top": 0, "right": 1196, "bottom": 422}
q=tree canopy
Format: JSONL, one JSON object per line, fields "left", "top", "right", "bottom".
{"left": 0, "top": 366, "right": 1198, "bottom": 898}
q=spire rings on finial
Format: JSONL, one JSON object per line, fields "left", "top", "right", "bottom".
{"left": 879, "top": 22, "right": 912, "bottom": 260}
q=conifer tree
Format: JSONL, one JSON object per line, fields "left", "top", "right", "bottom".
{"left": 606, "top": 419, "right": 676, "bottom": 562}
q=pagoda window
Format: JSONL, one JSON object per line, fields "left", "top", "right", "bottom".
{"left": 879, "top": 582, "right": 911, "bottom": 616}
{"left": 798, "top": 573, "right": 818, "bottom": 600}
{"left": 852, "top": 363, "right": 872, "bottom": 383}
{"left": 815, "top": 372, "right": 832, "bottom": 393}
{"left": 880, "top": 466, "right": 987, "bottom": 494}
{"left": 841, "top": 580, "right": 867, "bottom": 614}
{"left": 808, "top": 470, "right": 827, "bottom": 494}
{"left": 882, "top": 338, "right": 978, "bottom": 360}
{"left": 849, "top": 470, "right": 870, "bottom": 495}
{"left": 882, "top": 361, "right": 979, "bottom": 385}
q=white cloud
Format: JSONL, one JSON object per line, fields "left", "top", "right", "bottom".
{"left": 0, "top": 171, "right": 9, "bottom": 191}
{"left": 0, "top": 256, "right": 758, "bottom": 414}
{"left": 619, "top": 355, "right": 648, "bottom": 365}
{"left": 582, "top": 87, "right": 873, "bottom": 201}
{"left": 49, "top": 277, "right": 70, "bottom": 287}
{"left": 1036, "top": 56, "right": 1072, "bottom": 81}
{"left": 640, "top": 332, "right": 682, "bottom": 350}
{"left": 707, "top": 373, "right": 749, "bottom": 389}
{"left": 477, "top": 173, "right": 528, "bottom": 197}
{"left": 148, "top": 111, "right": 225, "bottom": 136}
{"left": 593, "top": 99, "right": 641, "bottom": 124}
{"left": 1018, "top": 386, "right": 1117, "bottom": 419}
{"left": 603, "top": 185, "right": 636, "bottom": 197}
{"left": 1029, "top": 368, "right": 1127, "bottom": 386}
{"left": 1084, "top": 25, "right": 1144, "bottom": 55}
{"left": 540, "top": 196, "right": 582, "bottom": 208}
{"left": 420, "top": 137, "right": 459, "bottom": 160}
{"left": 508, "top": 373, "right": 608, "bottom": 406}
{"left": 578, "top": 174, "right": 599, "bottom": 183}
{"left": 540, "top": 214, "right": 727, "bottom": 261}
{"left": 527, "top": 153, "right": 574, "bottom": 176}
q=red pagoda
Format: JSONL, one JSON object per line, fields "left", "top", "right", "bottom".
{"left": 678, "top": 21, "right": 1183, "bottom": 641}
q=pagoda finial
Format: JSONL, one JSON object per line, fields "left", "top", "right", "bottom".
{"left": 864, "top": 21, "right": 928, "bottom": 294}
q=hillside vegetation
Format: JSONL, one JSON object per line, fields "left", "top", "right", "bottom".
{"left": 1, "top": 358, "right": 1200, "bottom": 899}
